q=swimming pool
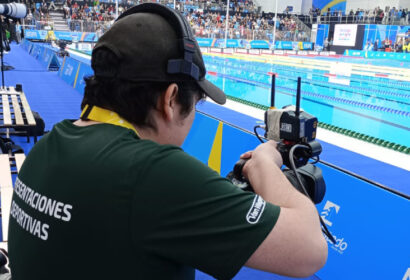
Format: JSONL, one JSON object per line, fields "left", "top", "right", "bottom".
{"left": 203, "top": 54, "right": 410, "bottom": 148}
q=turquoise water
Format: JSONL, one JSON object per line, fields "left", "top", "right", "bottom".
{"left": 203, "top": 55, "right": 410, "bottom": 147}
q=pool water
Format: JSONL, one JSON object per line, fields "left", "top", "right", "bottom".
{"left": 203, "top": 55, "right": 410, "bottom": 147}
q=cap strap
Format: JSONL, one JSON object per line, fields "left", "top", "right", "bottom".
{"left": 167, "top": 58, "right": 200, "bottom": 80}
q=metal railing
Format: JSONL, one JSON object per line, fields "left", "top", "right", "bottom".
{"left": 24, "top": 16, "right": 311, "bottom": 43}
{"left": 67, "top": 20, "right": 112, "bottom": 33}
{"left": 192, "top": 27, "right": 310, "bottom": 42}
{"left": 298, "top": 14, "right": 410, "bottom": 26}
{"left": 22, "top": 18, "right": 55, "bottom": 31}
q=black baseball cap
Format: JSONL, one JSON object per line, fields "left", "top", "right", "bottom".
{"left": 92, "top": 3, "right": 226, "bottom": 105}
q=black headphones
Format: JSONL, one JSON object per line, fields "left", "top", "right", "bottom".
{"left": 116, "top": 3, "right": 201, "bottom": 81}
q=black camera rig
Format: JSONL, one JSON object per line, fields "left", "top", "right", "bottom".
{"left": 227, "top": 76, "right": 335, "bottom": 243}
{"left": 56, "top": 39, "right": 71, "bottom": 58}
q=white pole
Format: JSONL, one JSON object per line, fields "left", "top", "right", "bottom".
{"left": 115, "top": 0, "right": 118, "bottom": 19}
{"left": 272, "top": 0, "right": 278, "bottom": 49}
{"left": 174, "top": 0, "right": 176, "bottom": 10}
{"left": 224, "top": 0, "right": 230, "bottom": 48}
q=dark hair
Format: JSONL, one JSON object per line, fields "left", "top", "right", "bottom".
{"left": 82, "top": 47, "right": 205, "bottom": 130}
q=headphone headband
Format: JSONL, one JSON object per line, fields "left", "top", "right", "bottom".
{"left": 116, "top": 3, "right": 199, "bottom": 80}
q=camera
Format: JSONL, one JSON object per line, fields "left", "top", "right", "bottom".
{"left": 227, "top": 77, "right": 325, "bottom": 204}
{"left": 227, "top": 76, "right": 335, "bottom": 243}
{"left": 56, "top": 40, "right": 71, "bottom": 58}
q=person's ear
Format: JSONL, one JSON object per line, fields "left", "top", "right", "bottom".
{"left": 161, "top": 83, "right": 179, "bottom": 121}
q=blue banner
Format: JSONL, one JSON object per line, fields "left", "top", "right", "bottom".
{"left": 302, "top": 42, "right": 314, "bottom": 50}
{"left": 74, "top": 63, "right": 93, "bottom": 93}
{"left": 40, "top": 48, "right": 52, "bottom": 67}
{"left": 345, "top": 49, "right": 410, "bottom": 61}
{"left": 196, "top": 38, "right": 214, "bottom": 47}
{"left": 59, "top": 57, "right": 81, "bottom": 87}
{"left": 53, "top": 31, "right": 77, "bottom": 41}
{"left": 249, "top": 40, "right": 270, "bottom": 49}
{"left": 82, "top": 32, "right": 98, "bottom": 42}
{"left": 24, "top": 29, "right": 47, "bottom": 40}
{"left": 315, "top": 163, "right": 409, "bottom": 280}
{"left": 315, "top": 24, "right": 330, "bottom": 49}
{"left": 24, "top": 30, "right": 98, "bottom": 42}
{"left": 214, "top": 39, "right": 243, "bottom": 48}
{"left": 196, "top": 38, "right": 312, "bottom": 50}
{"left": 29, "top": 44, "right": 42, "bottom": 59}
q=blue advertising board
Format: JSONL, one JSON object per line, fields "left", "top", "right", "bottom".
{"left": 24, "top": 30, "right": 98, "bottom": 42}
{"left": 40, "top": 48, "right": 52, "bottom": 66}
{"left": 40, "top": 48, "right": 60, "bottom": 71}
{"left": 29, "top": 44, "right": 43, "bottom": 60}
{"left": 249, "top": 40, "right": 270, "bottom": 49}
{"left": 82, "top": 32, "right": 98, "bottom": 42}
{"left": 315, "top": 162, "right": 409, "bottom": 280}
{"left": 345, "top": 49, "right": 410, "bottom": 61}
{"left": 196, "top": 38, "right": 214, "bottom": 47}
{"left": 183, "top": 111, "right": 410, "bottom": 280}
{"left": 74, "top": 63, "right": 93, "bottom": 93}
{"left": 22, "top": 41, "right": 61, "bottom": 71}
{"left": 214, "top": 39, "right": 243, "bottom": 48}
{"left": 315, "top": 24, "right": 330, "bottom": 49}
{"left": 53, "top": 31, "right": 78, "bottom": 41}
{"left": 59, "top": 57, "right": 81, "bottom": 87}
{"left": 24, "top": 29, "right": 47, "bottom": 40}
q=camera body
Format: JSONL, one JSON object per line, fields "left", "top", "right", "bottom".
{"left": 227, "top": 106, "right": 326, "bottom": 204}
{"left": 265, "top": 107, "right": 321, "bottom": 168}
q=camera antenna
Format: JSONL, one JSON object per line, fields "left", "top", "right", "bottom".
{"left": 0, "top": 17, "right": 5, "bottom": 88}
{"left": 296, "top": 77, "right": 301, "bottom": 117}
{"left": 270, "top": 73, "right": 276, "bottom": 108}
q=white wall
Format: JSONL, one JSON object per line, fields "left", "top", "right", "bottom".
{"left": 346, "top": 0, "right": 400, "bottom": 12}
{"left": 398, "top": 0, "right": 410, "bottom": 9}
{"left": 258, "top": 0, "right": 303, "bottom": 14}
{"left": 302, "top": 0, "right": 313, "bottom": 14}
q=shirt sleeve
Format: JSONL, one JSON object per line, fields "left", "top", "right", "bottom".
{"left": 132, "top": 146, "right": 281, "bottom": 280}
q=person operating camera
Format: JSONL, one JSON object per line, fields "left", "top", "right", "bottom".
{"left": 8, "top": 3, "right": 327, "bottom": 280}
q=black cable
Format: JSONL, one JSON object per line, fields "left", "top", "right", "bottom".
{"left": 10, "top": 69, "right": 49, "bottom": 72}
{"left": 253, "top": 125, "right": 266, "bottom": 143}
{"left": 289, "top": 144, "right": 336, "bottom": 244}
{"left": 310, "top": 156, "right": 320, "bottom": 164}
{"left": 253, "top": 125, "right": 335, "bottom": 242}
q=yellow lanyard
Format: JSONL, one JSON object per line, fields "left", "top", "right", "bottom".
{"left": 80, "top": 105, "right": 139, "bottom": 136}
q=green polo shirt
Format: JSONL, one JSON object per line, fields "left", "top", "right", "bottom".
{"left": 8, "top": 120, "right": 280, "bottom": 280}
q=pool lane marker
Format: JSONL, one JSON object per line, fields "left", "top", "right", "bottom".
{"left": 206, "top": 59, "right": 410, "bottom": 99}
{"left": 205, "top": 56, "right": 410, "bottom": 91}
{"left": 212, "top": 71, "right": 410, "bottom": 117}
{"left": 225, "top": 95, "right": 410, "bottom": 154}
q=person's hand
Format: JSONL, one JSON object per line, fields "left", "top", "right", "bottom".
{"left": 240, "top": 141, "right": 283, "bottom": 180}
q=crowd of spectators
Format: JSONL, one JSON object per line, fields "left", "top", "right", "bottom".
{"left": 32, "top": 0, "right": 306, "bottom": 41}
{"left": 304, "top": 6, "right": 409, "bottom": 25}
{"left": 187, "top": 10, "right": 309, "bottom": 41}
{"left": 21, "top": 0, "right": 409, "bottom": 50}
